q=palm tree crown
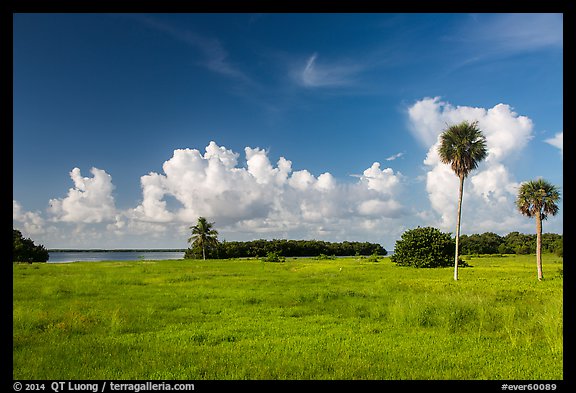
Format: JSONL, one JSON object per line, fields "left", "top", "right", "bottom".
{"left": 516, "top": 179, "right": 560, "bottom": 220}
{"left": 438, "top": 120, "right": 488, "bottom": 178}
{"left": 188, "top": 217, "right": 219, "bottom": 260}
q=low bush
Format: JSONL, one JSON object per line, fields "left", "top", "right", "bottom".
{"left": 390, "top": 226, "right": 455, "bottom": 268}
{"left": 261, "top": 251, "right": 285, "bottom": 262}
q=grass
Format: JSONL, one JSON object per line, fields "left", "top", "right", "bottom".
{"left": 13, "top": 254, "right": 563, "bottom": 380}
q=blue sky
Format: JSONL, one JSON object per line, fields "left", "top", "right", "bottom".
{"left": 13, "top": 13, "right": 563, "bottom": 250}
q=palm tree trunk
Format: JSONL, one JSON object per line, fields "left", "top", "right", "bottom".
{"left": 454, "top": 175, "right": 465, "bottom": 281}
{"left": 536, "top": 210, "right": 543, "bottom": 281}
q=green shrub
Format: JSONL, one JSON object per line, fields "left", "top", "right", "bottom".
{"left": 390, "top": 226, "right": 455, "bottom": 268}
{"left": 366, "top": 253, "right": 381, "bottom": 262}
{"left": 261, "top": 251, "right": 285, "bottom": 262}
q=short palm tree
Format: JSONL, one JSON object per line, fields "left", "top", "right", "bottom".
{"left": 516, "top": 179, "right": 560, "bottom": 281}
{"left": 438, "top": 120, "right": 488, "bottom": 281}
{"left": 188, "top": 217, "right": 219, "bottom": 260}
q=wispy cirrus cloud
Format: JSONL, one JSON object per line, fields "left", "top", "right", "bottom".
{"left": 385, "top": 152, "right": 405, "bottom": 161}
{"left": 295, "top": 52, "right": 366, "bottom": 88}
{"left": 447, "top": 13, "right": 562, "bottom": 68}
{"left": 133, "top": 15, "right": 250, "bottom": 83}
{"left": 463, "top": 13, "right": 563, "bottom": 53}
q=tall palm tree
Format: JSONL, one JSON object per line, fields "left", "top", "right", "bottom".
{"left": 188, "top": 217, "right": 219, "bottom": 260}
{"left": 438, "top": 120, "right": 488, "bottom": 281}
{"left": 516, "top": 179, "right": 560, "bottom": 281}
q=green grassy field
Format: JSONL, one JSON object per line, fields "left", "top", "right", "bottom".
{"left": 13, "top": 254, "right": 563, "bottom": 380}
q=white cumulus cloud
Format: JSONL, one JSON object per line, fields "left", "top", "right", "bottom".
{"left": 130, "top": 141, "right": 406, "bottom": 239}
{"left": 25, "top": 141, "right": 409, "bottom": 248}
{"left": 361, "top": 162, "right": 401, "bottom": 196}
{"left": 48, "top": 167, "right": 117, "bottom": 223}
{"left": 13, "top": 200, "right": 46, "bottom": 235}
{"left": 544, "top": 131, "right": 563, "bottom": 158}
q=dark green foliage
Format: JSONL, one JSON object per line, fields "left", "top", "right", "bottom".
{"left": 366, "top": 253, "right": 381, "bottom": 262}
{"left": 391, "top": 227, "right": 455, "bottom": 268}
{"left": 186, "top": 239, "right": 387, "bottom": 259}
{"left": 515, "top": 244, "right": 532, "bottom": 255}
{"left": 459, "top": 231, "right": 562, "bottom": 256}
{"left": 184, "top": 243, "right": 220, "bottom": 260}
{"left": 542, "top": 233, "right": 562, "bottom": 255}
{"left": 183, "top": 246, "right": 197, "bottom": 260}
{"left": 500, "top": 232, "right": 534, "bottom": 254}
{"left": 553, "top": 238, "right": 563, "bottom": 257}
{"left": 182, "top": 231, "right": 561, "bottom": 261}
{"left": 500, "top": 232, "right": 561, "bottom": 255}
{"left": 13, "top": 229, "right": 49, "bottom": 263}
{"left": 261, "top": 251, "right": 285, "bottom": 262}
{"left": 459, "top": 232, "right": 503, "bottom": 255}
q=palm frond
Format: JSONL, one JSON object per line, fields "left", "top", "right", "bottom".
{"left": 438, "top": 120, "right": 488, "bottom": 178}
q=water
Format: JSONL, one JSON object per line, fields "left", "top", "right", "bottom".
{"left": 48, "top": 251, "right": 184, "bottom": 263}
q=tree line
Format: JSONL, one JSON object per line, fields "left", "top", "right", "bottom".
{"left": 184, "top": 218, "right": 563, "bottom": 264}
{"left": 459, "top": 232, "right": 562, "bottom": 256}
{"left": 184, "top": 226, "right": 562, "bottom": 261}
{"left": 185, "top": 236, "right": 388, "bottom": 260}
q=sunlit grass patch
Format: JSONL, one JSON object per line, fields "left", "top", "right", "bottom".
{"left": 13, "top": 255, "right": 562, "bottom": 379}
